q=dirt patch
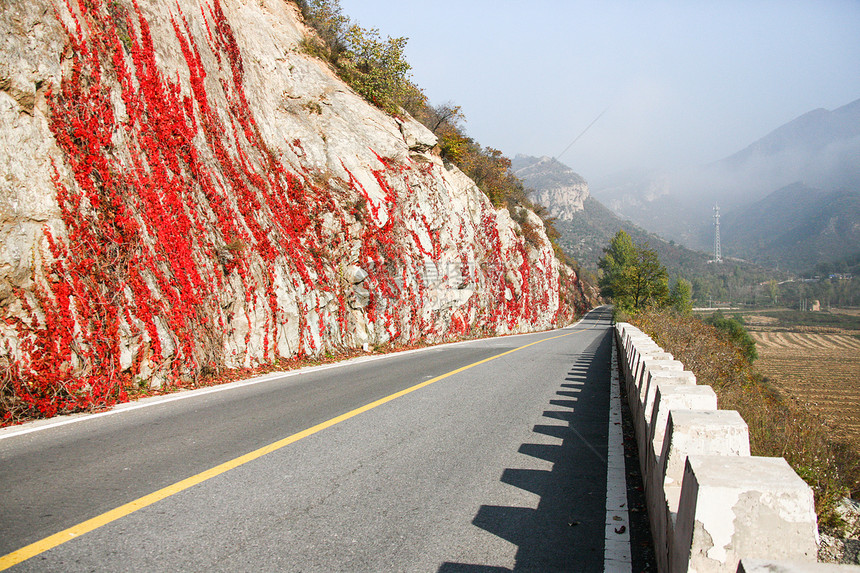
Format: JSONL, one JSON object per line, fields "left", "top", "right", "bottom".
{"left": 743, "top": 314, "right": 779, "bottom": 326}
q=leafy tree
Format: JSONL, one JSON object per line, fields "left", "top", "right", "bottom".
{"left": 691, "top": 276, "right": 709, "bottom": 303}
{"left": 341, "top": 26, "right": 412, "bottom": 112}
{"left": 437, "top": 128, "right": 471, "bottom": 164}
{"left": 630, "top": 244, "right": 669, "bottom": 309}
{"left": 415, "top": 101, "right": 470, "bottom": 162}
{"left": 670, "top": 277, "right": 693, "bottom": 315}
{"left": 598, "top": 231, "right": 669, "bottom": 312}
{"left": 299, "top": 0, "right": 349, "bottom": 53}
{"left": 397, "top": 81, "right": 429, "bottom": 119}
{"left": 424, "top": 102, "right": 465, "bottom": 134}
{"left": 462, "top": 147, "right": 521, "bottom": 206}
{"left": 766, "top": 279, "right": 780, "bottom": 306}
{"left": 598, "top": 229, "right": 637, "bottom": 307}
{"left": 298, "top": 0, "right": 414, "bottom": 113}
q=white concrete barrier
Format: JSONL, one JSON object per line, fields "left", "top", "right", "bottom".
{"left": 739, "top": 559, "right": 860, "bottom": 572}
{"left": 614, "top": 323, "right": 826, "bottom": 573}
{"left": 633, "top": 353, "right": 677, "bottom": 397}
{"left": 636, "top": 365, "right": 693, "bottom": 437}
{"left": 644, "top": 375, "right": 703, "bottom": 458}
{"left": 627, "top": 342, "right": 662, "bottom": 386}
{"left": 674, "top": 456, "right": 819, "bottom": 573}
{"left": 648, "top": 384, "right": 716, "bottom": 473}
{"left": 650, "top": 409, "right": 751, "bottom": 571}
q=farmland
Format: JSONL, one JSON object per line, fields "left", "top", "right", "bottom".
{"left": 743, "top": 310, "right": 860, "bottom": 449}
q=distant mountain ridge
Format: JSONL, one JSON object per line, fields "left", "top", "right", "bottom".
{"left": 513, "top": 155, "right": 713, "bottom": 275}
{"left": 591, "top": 97, "right": 860, "bottom": 270}
{"left": 724, "top": 98, "right": 860, "bottom": 167}
{"left": 515, "top": 154, "right": 791, "bottom": 310}
{"left": 722, "top": 183, "right": 860, "bottom": 272}
{"left": 512, "top": 155, "right": 589, "bottom": 221}
{"left": 711, "top": 98, "right": 860, "bottom": 207}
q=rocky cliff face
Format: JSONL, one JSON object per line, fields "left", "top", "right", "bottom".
{"left": 0, "top": 0, "right": 594, "bottom": 419}
{"left": 512, "top": 155, "right": 590, "bottom": 221}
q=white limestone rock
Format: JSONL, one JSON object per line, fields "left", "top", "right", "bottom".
{"left": 0, "top": 0, "right": 592, "bottom": 395}
{"left": 513, "top": 155, "right": 590, "bottom": 220}
{"left": 674, "top": 456, "right": 819, "bottom": 572}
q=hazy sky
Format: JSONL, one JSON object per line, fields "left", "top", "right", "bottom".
{"left": 337, "top": 0, "right": 860, "bottom": 186}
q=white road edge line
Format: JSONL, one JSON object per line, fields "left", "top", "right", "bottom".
{"left": 0, "top": 310, "right": 603, "bottom": 441}
{"left": 604, "top": 333, "right": 632, "bottom": 572}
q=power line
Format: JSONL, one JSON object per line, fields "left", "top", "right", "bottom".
{"left": 555, "top": 107, "right": 610, "bottom": 161}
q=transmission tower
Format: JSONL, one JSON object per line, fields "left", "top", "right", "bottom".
{"left": 713, "top": 204, "right": 722, "bottom": 263}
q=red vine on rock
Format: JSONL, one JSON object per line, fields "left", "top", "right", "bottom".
{"left": 1, "top": 0, "right": 585, "bottom": 426}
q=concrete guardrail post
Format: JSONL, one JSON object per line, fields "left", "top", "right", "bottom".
{"left": 653, "top": 410, "right": 750, "bottom": 571}
{"left": 633, "top": 361, "right": 686, "bottom": 431}
{"left": 673, "top": 455, "right": 819, "bottom": 572}
{"left": 639, "top": 371, "right": 699, "bottom": 458}
{"left": 611, "top": 323, "right": 833, "bottom": 573}
{"left": 646, "top": 384, "right": 717, "bottom": 477}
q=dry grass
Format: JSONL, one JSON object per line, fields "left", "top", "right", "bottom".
{"left": 831, "top": 308, "right": 860, "bottom": 317}
{"left": 751, "top": 331, "right": 860, "bottom": 451}
{"left": 631, "top": 309, "right": 860, "bottom": 529}
{"left": 742, "top": 314, "right": 779, "bottom": 326}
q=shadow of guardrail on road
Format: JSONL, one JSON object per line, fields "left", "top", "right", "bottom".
{"left": 437, "top": 331, "right": 612, "bottom": 572}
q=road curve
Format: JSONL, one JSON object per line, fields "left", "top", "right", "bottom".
{"left": 1, "top": 306, "right": 618, "bottom": 571}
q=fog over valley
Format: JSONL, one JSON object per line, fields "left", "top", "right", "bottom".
{"left": 338, "top": 1, "right": 859, "bottom": 268}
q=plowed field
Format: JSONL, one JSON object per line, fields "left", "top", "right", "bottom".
{"left": 750, "top": 330, "right": 860, "bottom": 448}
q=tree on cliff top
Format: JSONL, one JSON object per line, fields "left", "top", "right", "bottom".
{"left": 297, "top": 0, "right": 420, "bottom": 113}
{"left": 296, "top": 0, "right": 574, "bottom": 265}
{"left": 299, "top": 0, "right": 349, "bottom": 54}
{"left": 340, "top": 26, "right": 413, "bottom": 112}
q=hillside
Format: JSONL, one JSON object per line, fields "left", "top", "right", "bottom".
{"left": 513, "top": 155, "right": 784, "bottom": 306}
{"left": 552, "top": 198, "right": 780, "bottom": 303}
{"left": 722, "top": 183, "right": 860, "bottom": 272}
{"left": 721, "top": 98, "right": 860, "bottom": 188}
{"left": 513, "top": 156, "right": 710, "bottom": 270}
{"left": 550, "top": 196, "right": 712, "bottom": 274}
{"left": 593, "top": 98, "right": 860, "bottom": 259}
{"left": 511, "top": 155, "right": 588, "bottom": 220}
{"left": 0, "top": 0, "right": 595, "bottom": 419}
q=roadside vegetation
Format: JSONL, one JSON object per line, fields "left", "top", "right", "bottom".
{"left": 598, "top": 231, "right": 860, "bottom": 529}
{"left": 632, "top": 309, "right": 859, "bottom": 529}
{"left": 702, "top": 311, "right": 757, "bottom": 362}
{"left": 293, "top": 0, "right": 573, "bottom": 264}
{"left": 597, "top": 230, "right": 691, "bottom": 318}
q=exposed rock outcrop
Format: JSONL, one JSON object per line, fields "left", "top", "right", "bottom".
{"left": 0, "top": 0, "right": 595, "bottom": 419}
{"left": 512, "top": 155, "right": 590, "bottom": 220}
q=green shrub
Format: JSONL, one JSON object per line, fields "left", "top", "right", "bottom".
{"left": 631, "top": 308, "right": 860, "bottom": 530}
{"left": 339, "top": 26, "right": 411, "bottom": 113}
{"left": 296, "top": 1, "right": 413, "bottom": 114}
{"left": 704, "top": 310, "right": 758, "bottom": 362}
{"left": 293, "top": 0, "right": 576, "bottom": 271}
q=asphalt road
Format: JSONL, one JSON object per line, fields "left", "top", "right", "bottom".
{"left": 1, "top": 306, "right": 620, "bottom": 572}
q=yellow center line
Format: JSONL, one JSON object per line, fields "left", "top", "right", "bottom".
{"left": 0, "top": 329, "right": 581, "bottom": 570}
